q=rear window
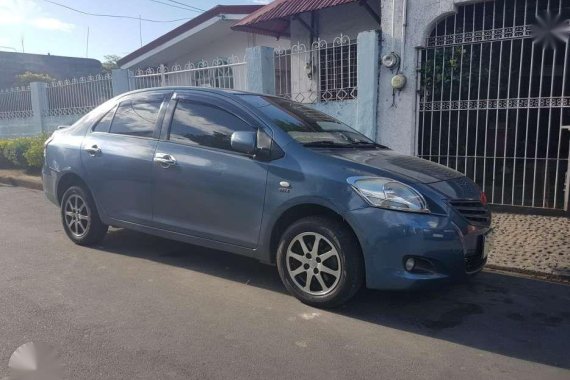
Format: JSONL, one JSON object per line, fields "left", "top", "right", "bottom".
{"left": 109, "top": 99, "right": 162, "bottom": 138}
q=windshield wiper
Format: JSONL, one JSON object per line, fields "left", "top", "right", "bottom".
{"left": 302, "top": 141, "right": 348, "bottom": 147}
{"left": 344, "top": 141, "right": 389, "bottom": 149}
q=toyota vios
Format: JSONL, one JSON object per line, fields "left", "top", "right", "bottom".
{"left": 43, "top": 88, "right": 492, "bottom": 307}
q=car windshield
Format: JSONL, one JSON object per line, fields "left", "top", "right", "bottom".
{"left": 239, "top": 95, "right": 382, "bottom": 148}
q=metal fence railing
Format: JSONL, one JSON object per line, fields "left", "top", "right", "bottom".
{"left": 274, "top": 34, "right": 358, "bottom": 104}
{"left": 45, "top": 74, "right": 113, "bottom": 116}
{"left": 131, "top": 57, "right": 247, "bottom": 91}
{"left": 0, "top": 87, "right": 33, "bottom": 120}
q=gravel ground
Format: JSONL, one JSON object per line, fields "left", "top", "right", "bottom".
{"left": 489, "top": 213, "right": 570, "bottom": 278}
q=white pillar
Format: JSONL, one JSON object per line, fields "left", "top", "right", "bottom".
{"left": 356, "top": 30, "right": 380, "bottom": 140}
{"left": 246, "top": 46, "right": 276, "bottom": 95}
{"left": 29, "top": 82, "right": 47, "bottom": 134}
{"left": 111, "top": 69, "right": 131, "bottom": 96}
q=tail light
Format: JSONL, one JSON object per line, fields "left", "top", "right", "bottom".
{"left": 480, "top": 191, "right": 488, "bottom": 206}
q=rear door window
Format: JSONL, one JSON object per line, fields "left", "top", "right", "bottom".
{"left": 92, "top": 106, "right": 117, "bottom": 133}
{"left": 110, "top": 99, "right": 162, "bottom": 138}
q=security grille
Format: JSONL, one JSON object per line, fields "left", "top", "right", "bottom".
{"left": 417, "top": 0, "right": 570, "bottom": 210}
{"left": 274, "top": 35, "right": 358, "bottom": 103}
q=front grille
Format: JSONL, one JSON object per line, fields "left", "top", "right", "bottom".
{"left": 449, "top": 200, "right": 491, "bottom": 226}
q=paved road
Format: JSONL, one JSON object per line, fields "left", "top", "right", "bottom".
{"left": 0, "top": 185, "right": 568, "bottom": 379}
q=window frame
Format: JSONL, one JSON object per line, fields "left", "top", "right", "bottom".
{"left": 162, "top": 93, "right": 261, "bottom": 156}
{"left": 105, "top": 92, "right": 170, "bottom": 140}
{"left": 90, "top": 104, "right": 118, "bottom": 134}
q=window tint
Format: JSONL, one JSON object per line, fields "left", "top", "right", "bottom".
{"left": 109, "top": 99, "right": 162, "bottom": 138}
{"left": 169, "top": 101, "right": 254, "bottom": 151}
{"left": 92, "top": 106, "right": 116, "bottom": 133}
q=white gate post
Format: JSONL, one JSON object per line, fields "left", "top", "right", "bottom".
{"left": 29, "top": 82, "right": 47, "bottom": 134}
{"left": 159, "top": 64, "right": 166, "bottom": 87}
{"left": 563, "top": 126, "right": 570, "bottom": 212}
{"left": 111, "top": 69, "right": 131, "bottom": 96}
{"left": 246, "top": 46, "right": 275, "bottom": 95}
{"left": 356, "top": 30, "right": 380, "bottom": 141}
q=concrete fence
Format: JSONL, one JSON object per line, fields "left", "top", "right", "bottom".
{"left": 0, "top": 29, "right": 380, "bottom": 140}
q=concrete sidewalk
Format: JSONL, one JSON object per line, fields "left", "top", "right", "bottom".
{"left": 489, "top": 213, "right": 570, "bottom": 280}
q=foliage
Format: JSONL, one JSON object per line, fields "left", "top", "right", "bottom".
{"left": 0, "top": 134, "right": 49, "bottom": 171}
{"left": 23, "top": 138, "right": 46, "bottom": 169}
{"left": 419, "top": 46, "right": 491, "bottom": 102}
{"left": 15, "top": 71, "right": 55, "bottom": 86}
{"left": 102, "top": 54, "right": 121, "bottom": 73}
{"left": 3, "top": 138, "right": 33, "bottom": 167}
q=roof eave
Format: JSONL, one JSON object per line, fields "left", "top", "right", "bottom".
{"left": 117, "top": 4, "right": 263, "bottom": 67}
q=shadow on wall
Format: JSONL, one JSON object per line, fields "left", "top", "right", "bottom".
{"left": 97, "top": 228, "right": 570, "bottom": 370}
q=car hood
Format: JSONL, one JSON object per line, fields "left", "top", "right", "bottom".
{"left": 316, "top": 148, "right": 464, "bottom": 184}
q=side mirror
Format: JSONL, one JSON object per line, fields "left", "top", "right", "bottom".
{"left": 231, "top": 131, "right": 257, "bottom": 155}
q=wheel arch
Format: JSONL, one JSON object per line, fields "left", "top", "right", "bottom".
{"left": 56, "top": 171, "right": 89, "bottom": 206}
{"left": 267, "top": 203, "right": 362, "bottom": 265}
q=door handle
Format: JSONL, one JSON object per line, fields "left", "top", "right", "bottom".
{"left": 85, "top": 145, "right": 101, "bottom": 156}
{"left": 154, "top": 153, "right": 177, "bottom": 168}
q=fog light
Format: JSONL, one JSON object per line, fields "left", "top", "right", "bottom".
{"left": 404, "top": 257, "right": 416, "bottom": 272}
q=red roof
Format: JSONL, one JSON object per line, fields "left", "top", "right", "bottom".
{"left": 232, "top": 0, "right": 358, "bottom": 37}
{"left": 118, "top": 5, "right": 263, "bottom": 67}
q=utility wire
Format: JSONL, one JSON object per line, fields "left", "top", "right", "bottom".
{"left": 149, "top": 0, "right": 201, "bottom": 12}
{"left": 41, "top": 0, "right": 195, "bottom": 23}
{"left": 164, "top": 0, "right": 205, "bottom": 12}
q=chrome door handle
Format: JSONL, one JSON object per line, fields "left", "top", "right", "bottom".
{"left": 85, "top": 145, "right": 101, "bottom": 156}
{"left": 154, "top": 153, "right": 177, "bottom": 168}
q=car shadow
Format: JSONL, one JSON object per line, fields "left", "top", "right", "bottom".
{"left": 98, "top": 228, "right": 570, "bottom": 370}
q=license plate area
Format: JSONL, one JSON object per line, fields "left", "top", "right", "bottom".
{"left": 482, "top": 229, "right": 494, "bottom": 259}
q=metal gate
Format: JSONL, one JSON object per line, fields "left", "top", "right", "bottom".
{"left": 417, "top": 0, "right": 570, "bottom": 210}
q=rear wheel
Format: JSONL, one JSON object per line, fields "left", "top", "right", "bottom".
{"left": 61, "top": 185, "right": 108, "bottom": 246}
{"left": 276, "top": 216, "right": 364, "bottom": 308}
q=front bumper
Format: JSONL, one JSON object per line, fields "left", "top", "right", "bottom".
{"left": 344, "top": 207, "right": 491, "bottom": 290}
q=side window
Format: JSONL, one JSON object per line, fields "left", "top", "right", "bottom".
{"left": 109, "top": 99, "right": 162, "bottom": 138}
{"left": 169, "top": 101, "right": 254, "bottom": 151}
{"left": 92, "top": 106, "right": 116, "bottom": 133}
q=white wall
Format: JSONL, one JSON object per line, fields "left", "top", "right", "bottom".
{"left": 0, "top": 114, "right": 80, "bottom": 138}
{"left": 125, "top": 20, "right": 288, "bottom": 70}
{"left": 164, "top": 28, "right": 285, "bottom": 67}
{"left": 290, "top": 0, "right": 381, "bottom": 43}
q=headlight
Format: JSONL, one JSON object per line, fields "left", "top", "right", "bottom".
{"left": 347, "top": 176, "right": 429, "bottom": 213}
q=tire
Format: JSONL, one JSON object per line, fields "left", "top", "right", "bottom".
{"left": 276, "top": 216, "right": 364, "bottom": 308}
{"left": 60, "top": 185, "right": 108, "bottom": 246}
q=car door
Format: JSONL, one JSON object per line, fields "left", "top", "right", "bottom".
{"left": 152, "top": 93, "right": 269, "bottom": 248}
{"left": 81, "top": 92, "right": 168, "bottom": 225}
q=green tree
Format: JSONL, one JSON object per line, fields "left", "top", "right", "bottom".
{"left": 15, "top": 71, "right": 55, "bottom": 86}
{"left": 102, "top": 54, "right": 121, "bottom": 72}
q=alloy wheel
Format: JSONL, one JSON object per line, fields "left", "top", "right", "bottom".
{"left": 63, "top": 194, "right": 91, "bottom": 238}
{"left": 285, "top": 232, "right": 342, "bottom": 296}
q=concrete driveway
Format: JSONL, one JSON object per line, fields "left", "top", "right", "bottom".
{"left": 0, "top": 185, "right": 568, "bottom": 379}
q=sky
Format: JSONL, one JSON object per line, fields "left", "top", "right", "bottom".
{"left": 0, "top": 0, "right": 271, "bottom": 62}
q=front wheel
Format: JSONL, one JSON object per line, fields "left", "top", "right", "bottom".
{"left": 61, "top": 185, "right": 108, "bottom": 246}
{"left": 276, "top": 216, "right": 364, "bottom": 308}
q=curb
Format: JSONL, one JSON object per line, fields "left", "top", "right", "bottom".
{"left": 0, "top": 175, "right": 43, "bottom": 191}
{"left": 486, "top": 264, "right": 570, "bottom": 284}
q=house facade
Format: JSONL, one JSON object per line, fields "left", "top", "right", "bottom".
{"left": 118, "top": 5, "right": 287, "bottom": 71}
